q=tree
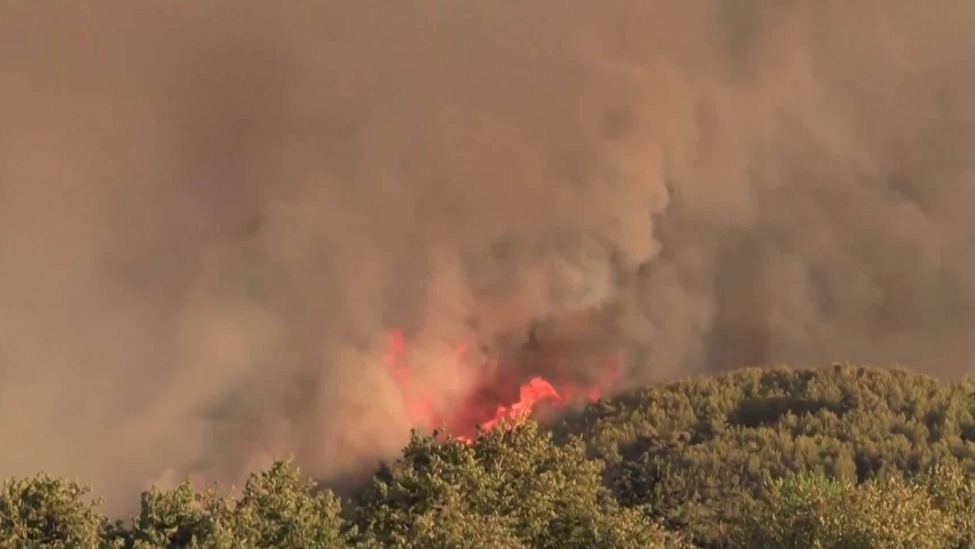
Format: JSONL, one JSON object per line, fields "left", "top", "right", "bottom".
{"left": 916, "top": 464, "right": 975, "bottom": 547}
{"left": 231, "top": 460, "right": 346, "bottom": 548}
{"left": 115, "top": 459, "right": 346, "bottom": 548}
{"left": 735, "top": 470, "right": 972, "bottom": 548}
{"left": 351, "top": 421, "right": 684, "bottom": 548}
{"left": 567, "top": 364, "right": 975, "bottom": 544}
{"left": 0, "top": 474, "right": 112, "bottom": 548}
{"left": 118, "top": 480, "right": 236, "bottom": 548}
{"left": 735, "top": 474, "right": 852, "bottom": 548}
{"left": 9, "top": 364, "right": 975, "bottom": 547}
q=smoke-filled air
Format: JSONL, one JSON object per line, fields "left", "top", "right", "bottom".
{"left": 2, "top": 0, "right": 975, "bottom": 513}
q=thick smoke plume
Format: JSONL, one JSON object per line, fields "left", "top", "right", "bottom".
{"left": 2, "top": 1, "right": 974, "bottom": 511}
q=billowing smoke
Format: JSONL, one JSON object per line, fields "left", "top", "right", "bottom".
{"left": 2, "top": 0, "right": 974, "bottom": 511}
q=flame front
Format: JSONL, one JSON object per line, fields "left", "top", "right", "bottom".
{"left": 383, "top": 328, "right": 620, "bottom": 443}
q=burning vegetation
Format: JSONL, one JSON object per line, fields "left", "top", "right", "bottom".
{"left": 382, "top": 307, "right": 625, "bottom": 444}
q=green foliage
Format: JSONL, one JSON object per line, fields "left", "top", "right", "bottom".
{"left": 351, "top": 422, "right": 685, "bottom": 548}
{"left": 736, "top": 474, "right": 852, "bottom": 548}
{"left": 736, "top": 472, "right": 961, "bottom": 548}
{"left": 120, "top": 480, "right": 236, "bottom": 548}
{"left": 0, "top": 474, "right": 111, "bottom": 548}
{"left": 116, "top": 459, "right": 346, "bottom": 548}
{"left": 232, "top": 460, "right": 346, "bottom": 548}
{"left": 7, "top": 364, "right": 975, "bottom": 547}
{"left": 733, "top": 465, "right": 975, "bottom": 548}
{"left": 566, "top": 364, "right": 975, "bottom": 544}
{"left": 845, "top": 475, "right": 954, "bottom": 548}
{"left": 916, "top": 464, "right": 975, "bottom": 547}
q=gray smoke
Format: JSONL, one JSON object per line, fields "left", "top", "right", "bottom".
{"left": 1, "top": 0, "right": 974, "bottom": 512}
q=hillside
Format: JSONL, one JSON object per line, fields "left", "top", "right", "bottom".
{"left": 5, "top": 364, "right": 975, "bottom": 547}
{"left": 565, "top": 363, "right": 975, "bottom": 545}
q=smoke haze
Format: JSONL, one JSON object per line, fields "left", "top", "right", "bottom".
{"left": 2, "top": 0, "right": 975, "bottom": 511}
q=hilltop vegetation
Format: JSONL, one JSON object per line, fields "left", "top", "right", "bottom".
{"left": 5, "top": 364, "right": 975, "bottom": 547}
{"left": 568, "top": 363, "right": 975, "bottom": 544}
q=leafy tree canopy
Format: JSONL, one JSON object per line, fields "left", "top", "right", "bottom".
{"left": 351, "top": 421, "right": 684, "bottom": 548}
{"left": 0, "top": 474, "right": 109, "bottom": 548}
{"left": 5, "top": 364, "right": 975, "bottom": 547}
{"left": 566, "top": 364, "right": 975, "bottom": 544}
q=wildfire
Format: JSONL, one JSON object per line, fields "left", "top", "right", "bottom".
{"left": 383, "top": 328, "right": 622, "bottom": 444}
{"left": 477, "top": 376, "right": 560, "bottom": 432}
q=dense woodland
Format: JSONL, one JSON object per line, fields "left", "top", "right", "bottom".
{"left": 5, "top": 364, "right": 975, "bottom": 547}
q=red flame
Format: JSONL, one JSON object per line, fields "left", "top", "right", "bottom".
{"left": 383, "top": 329, "right": 438, "bottom": 427}
{"left": 477, "top": 376, "right": 561, "bottom": 431}
{"left": 383, "top": 328, "right": 623, "bottom": 444}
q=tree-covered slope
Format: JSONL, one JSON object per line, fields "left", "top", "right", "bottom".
{"left": 566, "top": 363, "right": 975, "bottom": 544}
{"left": 6, "top": 364, "right": 975, "bottom": 548}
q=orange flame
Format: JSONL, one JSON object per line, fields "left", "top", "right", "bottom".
{"left": 478, "top": 376, "right": 561, "bottom": 432}
{"left": 383, "top": 328, "right": 622, "bottom": 444}
{"left": 383, "top": 329, "right": 439, "bottom": 427}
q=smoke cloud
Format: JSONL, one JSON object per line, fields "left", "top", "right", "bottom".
{"left": 2, "top": 0, "right": 974, "bottom": 511}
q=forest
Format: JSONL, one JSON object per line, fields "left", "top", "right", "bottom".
{"left": 5, "top": 363, "right": 975, "bottom": 548}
